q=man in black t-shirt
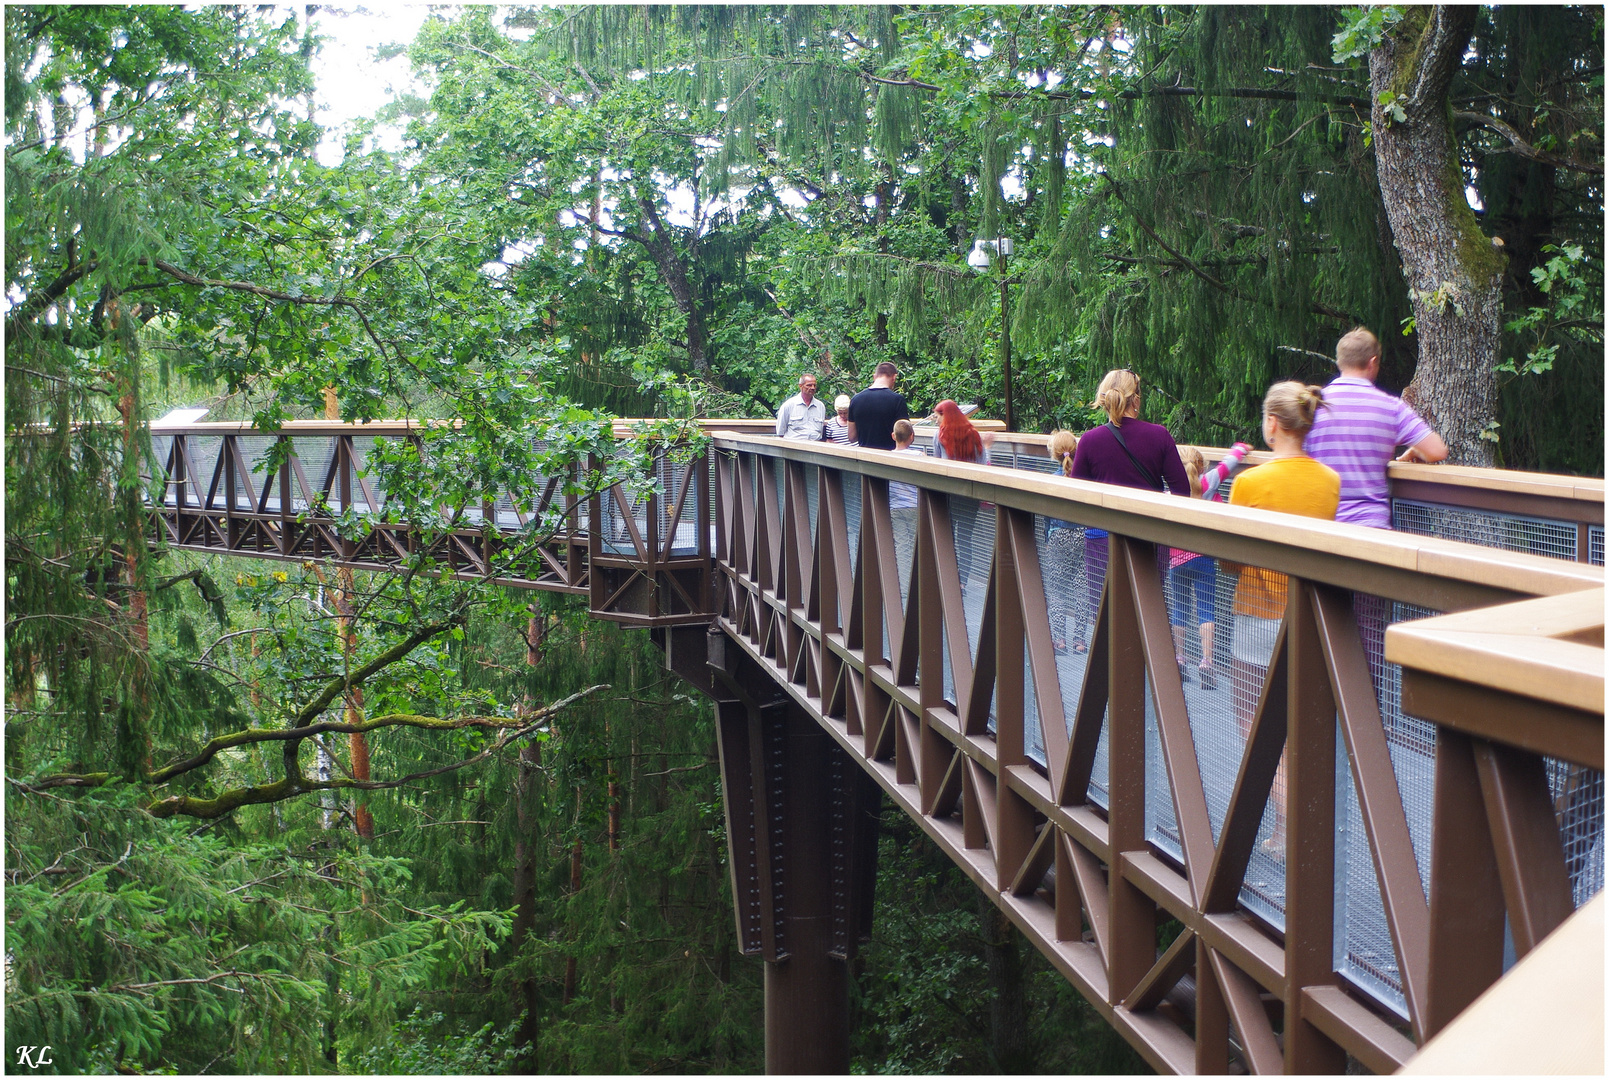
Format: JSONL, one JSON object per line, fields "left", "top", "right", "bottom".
{"left": 846, "top": 362, "right": 909, "bottom": 450}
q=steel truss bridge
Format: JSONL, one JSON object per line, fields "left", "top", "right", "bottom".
{"left": 149, "top": 417, "right": 1604, "bottom": 1074}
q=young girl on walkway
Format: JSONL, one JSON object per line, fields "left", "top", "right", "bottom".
{"left": 1224, "top": 381, "right": 1340, "bottom": 858}
{"left": 1169, "top": 447, "right": 1218, "bottom": 687}
{"left": 1045, "top": 429, "right": 1084, "bottom": 654}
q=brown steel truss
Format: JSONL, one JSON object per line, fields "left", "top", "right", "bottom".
{"left": 149, "top": 428, "right": 715, "bottom": 626}
{"left": 711, "top": 440, "right": 1603, "bottom": 1075}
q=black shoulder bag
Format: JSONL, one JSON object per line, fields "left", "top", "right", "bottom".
{"left": 1104, "top": 422, "right": 1163, "bottom": 492}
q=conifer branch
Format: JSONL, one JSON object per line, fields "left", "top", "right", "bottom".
{"left": 856, "top": 68, "right": 1369, "bottom": 109}
{"left": 1102, "top": 174, "right": 1362, "bottom": 325}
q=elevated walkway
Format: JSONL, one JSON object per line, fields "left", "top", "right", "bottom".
{"left": 146, "top": 417, "right": 1603, "bottom": 1073}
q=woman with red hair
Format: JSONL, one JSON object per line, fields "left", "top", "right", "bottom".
{"left": 930, "top": 400, "right": 995, "bottom": 588}
{"left": 932, "top": 400, "right": 991, "bottom": 464}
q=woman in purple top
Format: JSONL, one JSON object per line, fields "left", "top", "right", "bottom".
{"left": 1068, "top": 369, "right": 1194, "bottom": 631}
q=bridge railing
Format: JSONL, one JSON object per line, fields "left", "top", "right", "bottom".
{"left": 707, "top": 430, "right": 1602, "bottom": 1074}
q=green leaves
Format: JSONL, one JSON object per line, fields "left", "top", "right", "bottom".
{"left": 1499, "top": 244, "right": 1599, "bottom": 383}
{"left": 1332, "top": 6, "right": 1405, "bottom": 63}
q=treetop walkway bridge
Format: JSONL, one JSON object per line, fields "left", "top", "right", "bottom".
{"left": 148, "top": 416, "right": 1604, "bottom": 1074}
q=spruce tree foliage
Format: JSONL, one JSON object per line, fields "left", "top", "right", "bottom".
{"left": 851, "top": 810, "right": 1147, "bottom": 1074}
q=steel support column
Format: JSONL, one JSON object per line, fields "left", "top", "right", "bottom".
{"left": 763, "top": 700, "right": 851, "bottom": 1075}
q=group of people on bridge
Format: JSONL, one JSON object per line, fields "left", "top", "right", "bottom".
{"left": 774, "top": 328, "right": 1450, "bottom": 858}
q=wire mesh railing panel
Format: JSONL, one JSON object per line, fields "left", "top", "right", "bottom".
{"left": 1548, "top": 761, "right": 1606, "bottom": 908}
{"left": 149, "top": 435, "right": 173, "bottom": 497}
{"left": 1012, "top": 452, "right": 1063, "bottom": 477}
{"left": 660, "top": 456, "right": 700, "bottom": 555}
{"left": 600, "top": 482, "right": 649, "bottom": 556}
{"left": 772, "top": 457, "right": 786, "bottom": 533}
{"left": 843, "top": 472, "right": 861, "bottom": 579}
{"left": 241, "top": 435, "right": 282, "bottom": 511}
{"left": 347, "top": 436, "right": 381, "bottom": 515}
{"left": 186, "top": 436, "right": 223, "bottom": 507}
{"left": 1392, "top": 498, "right": 1578, "bottom": 561}
{"left": 573, "top": 459, "right": 591, "bottom": 537}
{"left": 1591, "top": 525, "right": 1604, "bottom": 567}
{"left": 1334, "top": 731, "right": 1405, "bottom": 1017}
{"left": 947, "top": 495, "right": 995, "bottom": 660}
{"left": 805, "top": 466, "right": 820, "bottom": 546}
{"left": 1331, "top": 593, "right": 1439, "bottom": 1017}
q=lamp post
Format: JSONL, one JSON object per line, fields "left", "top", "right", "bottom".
{"left": 968, "top": 236, "right": 1015, "bottom": 432}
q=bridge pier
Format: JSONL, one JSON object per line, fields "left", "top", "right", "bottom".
{"left": 702, "top": 630, "right": 878, "bottom": 1075}
{"left": 763, "top": 704, "right": 850, "bottom": 1074}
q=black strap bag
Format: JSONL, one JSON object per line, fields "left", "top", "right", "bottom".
{"left": 1104, "top": 422, "right": 1164, "bottom": 492}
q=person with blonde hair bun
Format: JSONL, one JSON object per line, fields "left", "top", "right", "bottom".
{"left": 1069, "top": 369, "right": 1193, "bottom": 647}
{"left": 1224, "top": 380, "right": 1340, "bottom": 859}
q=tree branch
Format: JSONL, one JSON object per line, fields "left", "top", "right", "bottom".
{"left": 142, "top": 685, "right": 607, "bottom": 819}
{"left": 1454, "top": 110, "right": 1604, "bottom": 175}
{"left": 857, "top": 67, "right": 1369, "bottom": 109}
{"left": 4, "top": 259, "right": 98, "bottom": 346}
{"left": 1102, "top": 173, "right": 1362, "bottom": 325}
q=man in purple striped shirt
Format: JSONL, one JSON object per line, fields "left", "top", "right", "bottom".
{"left": 1304, "top": 327, "right": 1448, "bottom": 529}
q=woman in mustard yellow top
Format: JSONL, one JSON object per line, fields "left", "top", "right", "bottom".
{"left": 1224, "top": 381, "right": 1339, "bottom": 859}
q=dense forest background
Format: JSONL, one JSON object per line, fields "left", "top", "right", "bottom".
{"left": 4, "top": 4, "right": 1601, "bottom": 1074}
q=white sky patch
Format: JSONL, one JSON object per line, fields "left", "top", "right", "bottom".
{"left": 1465, "top": 185, "right": 1484, "bottom": 211}
{"left": 311, "top": 6, "right": 433, "bottom": 165}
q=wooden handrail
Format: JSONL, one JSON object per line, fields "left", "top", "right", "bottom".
{"left": 708, "top": 431, "right": 1603, "bottom": 611}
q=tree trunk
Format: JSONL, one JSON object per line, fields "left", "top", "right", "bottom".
{"left": 635, "top": 193, "right": 710, "bottom": 373}
{"left": 325, "top": 389, "right": 374, "bottom": 838}
{"left": 977, "top": 895, "right": 1030, "bottom": 1072}
{"left": 511, "top": 611, "right": 545, "bottom": 1061}
{"left": 510, "top": 739, "right": 543, "bottom": 1057}
{"left": 562, "top": 833, "right": 583, "bottom": 1005}
{"left": 1370, "top": 6, "right": 1504, "bottom": 466}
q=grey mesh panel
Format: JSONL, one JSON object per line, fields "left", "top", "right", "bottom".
{"left": 1392, "top": 498, "right": 1577, "bottom": 561}
{"left": 842, "top": 472, "right": 861, "bottom": 579}
{"left": 805, "top": 467, "right": 819, "bottom": 544}
{"left": 1549, "top": 761, "right": 1606, "bottom": 908}
{"left": 348, "top": 436, "right": 381, "bottom": 515}
{"left": 661, "top": 455, "right": 699, "bottom": 555}
{"left": 1591, "top": 525, "right": 1604, "bottom": 567}
{"left": 150, "top": 435, "right": 174, "bottom": 500}
{"left": 187, "top": 436, "right": 223, "bottom": 506}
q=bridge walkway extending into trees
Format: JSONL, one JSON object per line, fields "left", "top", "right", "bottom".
{"left": 148, "top": 417, "right": 1605, "bottom": 1075}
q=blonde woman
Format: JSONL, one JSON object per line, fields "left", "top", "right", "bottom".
{"left": 824, "top": 394, "right": 855, "bottom": 445}
{"left": 1069, "top": 370, "right": 1193, "bottom": 640}
{"left": 1224, "top": 381, "right": 1340, "bottom": 858}
{"left": 1044, "top": 430, "right": 1085, "bottom": 654}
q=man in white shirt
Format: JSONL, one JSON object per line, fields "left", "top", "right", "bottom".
{"left": 775, "top": 374, "right": 826, "bottom": 440}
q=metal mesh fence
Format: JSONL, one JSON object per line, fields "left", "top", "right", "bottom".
{"left": 186, "top": 436, "right": 224, "bottom": 507}
{"left": 1392, "top": 498, "right": 1578, "bottom": 561}
{"left": 1591, "top": 525, "right": 1604, "bottom": 567}
{"left": 661, "top": 455, "right": 699, "bottom": 555}
{"left": 1147, "top": 551, "right": 1289, "bottom": 929}
{"left": 149, "top": 434, "right": 173, "bottom": 498}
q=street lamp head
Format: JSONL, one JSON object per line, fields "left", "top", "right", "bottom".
{"left": 967, "top": 237, "right": 1015, "bottom": 269}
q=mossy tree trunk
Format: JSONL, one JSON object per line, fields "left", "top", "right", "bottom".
{"left": 1370, "top": 6, "right": 1505, "bottom": 465}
